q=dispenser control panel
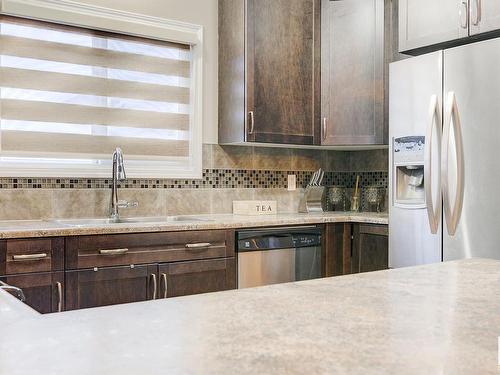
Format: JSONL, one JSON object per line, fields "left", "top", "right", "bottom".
{"left": 393, "top": 136, "right": 425, "bottom": 164}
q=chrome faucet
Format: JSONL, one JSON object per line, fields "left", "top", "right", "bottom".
{"left": 109, "top": 148, "right": 138, "bottom": 222}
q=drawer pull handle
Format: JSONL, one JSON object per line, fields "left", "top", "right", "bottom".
{"left": 56, "top": 282, "right": 63, "bottom": 313}
{"left": 185, "top": 242, "right": 211, "bottom": 249}
{"left": 161, "top": 273, "right": 168, "bottom": 299}
{"left": 99, "top": 248, "right": 129, "bottom": 255}
{"left": 151, "top": 273, "right": 157, "bottom": 300}
{"left": 12, "top": 253, "right": 48, "bottom": 261}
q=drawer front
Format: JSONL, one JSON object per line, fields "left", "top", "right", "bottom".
{"left": 158, "top": 257, "right": 236, "bottom": 298}
{"left": 0, "top": 238, "right": 64, "bottom": 275}
{"left": 66, "top": 230, "right": 235, "bottom": 269}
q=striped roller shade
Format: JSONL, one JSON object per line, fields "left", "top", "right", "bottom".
{"left": 0, "top": 16, "right": 192, "bottom": 174}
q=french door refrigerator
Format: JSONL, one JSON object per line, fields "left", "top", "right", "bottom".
{"left": 389, "top": 37, "right": 500, "bottom": 268}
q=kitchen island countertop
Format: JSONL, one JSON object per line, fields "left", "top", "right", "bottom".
{"left": 1, "top": 258, "right": 499, "bottom": 374}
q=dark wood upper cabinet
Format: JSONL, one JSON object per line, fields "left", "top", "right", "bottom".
{"left": 321, "top": 0, "right": 386, "bottom": 146}
{"left": 65, "top": 264, "right": 157, "bottom": 310}
{"left": 158, "top": 258, "right": 236, "bottom": 299}
{"left": 1, "top": 272, "right": 64, "bottom": 314}
{"left": 351, "top": 224, "right": 388, "bottom": 274}
{"left": 219, "top": 0, "right": 321, "bottom": 146}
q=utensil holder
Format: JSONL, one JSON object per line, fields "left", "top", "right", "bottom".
{"left": 350, "top": 192, "right": 360, "bottom": 212}
{"left": 299, "top": 186, "right": 325, "bottom": 213}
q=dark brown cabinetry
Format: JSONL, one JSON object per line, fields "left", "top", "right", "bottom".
{"left": 0, "top": 238, "right": 64, "bottom": 313}
{"left": 65, "top": 264, "right": 157, "bottom": 310}
{"left": 65, "top": 230, "right": 234, "bottom": 269}
{"left": 65, "top": 230, "right": 236, "bottom": 310}
{"left": 0, "top": 272, "right": 64, "bottom": 313}
{"left": 158, "top": 258, "right": 236, "bottom": 298}
{"left": 324, "top": 223, "right": 388, "bottom": 277}
{"left": 351, "top": 224, "right": 388, "bottom": 273}
{"left": 0, "top": 230, "right": 236, "bottom": 313}
{"left": 219, "top": 0, "right": 321, "bottom": 145}
{"left": 321, "top": 0, "right": 388, "bottom": 146}
{"left": 0, "top": 237, "right": 64, "bottom": 275}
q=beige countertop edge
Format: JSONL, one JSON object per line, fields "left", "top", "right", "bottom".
{"left": 0, "top": 212, "right": 388, "bottom": 239}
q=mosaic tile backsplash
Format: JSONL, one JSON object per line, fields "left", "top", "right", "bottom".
{"left": 0, "top": 170, "right": 387, "bottom": 190}
{"left": 0, "top": 146, "right": 389, "bottom": 220}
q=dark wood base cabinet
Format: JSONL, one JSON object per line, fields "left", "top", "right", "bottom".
{"left": 0, "top": 225, "right": 386, "bottom": 313}
{"left": 65, "top": 258, "right": 236, "bottom": 310}
{"left": 0, "top": 272, "right": 64, "bottom": 313}
{"left": 324, "top": 223, "right": 388, "bottom": 277}
{"left": 0, "top": 230, "right": 236, "bottom": 314}
{"left": 65, "top": 264, "right": 157, "bottom": 310}
{"left": 159, "top": 258, "right": 236, "bottom": 298}
{"left": 352, "top": 224, "right": 389, "bottom": 273}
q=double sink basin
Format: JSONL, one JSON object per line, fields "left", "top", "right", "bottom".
{"left": 52, "top": 216, "right": 214, "bottom": 227}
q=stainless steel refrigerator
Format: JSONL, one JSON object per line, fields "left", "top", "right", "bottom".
{"left": 389, "top": 38, "right": 500, "bottom": 268}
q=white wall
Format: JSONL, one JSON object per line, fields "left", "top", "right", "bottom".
{"left": 77, "top": 0, "right": 219, "bottom": 144}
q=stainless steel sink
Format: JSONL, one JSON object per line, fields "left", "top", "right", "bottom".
{"left": 168, "top": 215, "right": 213, "bottom": 222}
{"left": 52, "top": 216, "right": 213, "bottom": 227}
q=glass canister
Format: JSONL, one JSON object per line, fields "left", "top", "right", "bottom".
{"left": 365, "top": 185, "right": 386, "bottom": 213}
{"left": 327, "top": 185, "right": 346, "bottom": 211}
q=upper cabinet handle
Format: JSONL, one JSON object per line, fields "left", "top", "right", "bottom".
{"left": 424, "top": 95, "right": 442, "bottom": 234}
{"left": 459, "top": 1, "right": 469, "bottom": 29}
{"left": 12, "top": 253, "right": 48, "bottom": 261}
{"left": 99, "top": 248, "right": 129, "bottom": 255}
{"left": 322, "top": 117, "right": 327, "bottom": 140}
{"left": 185, "top": 242, "right": 211, "bottom": 249}
{"left": 248, "top": 111, "right": 255, "bottom": 135}
{"left": 442, "top": 92, "right": 465, "bottom": 236}
{"left": 471, "top": 0, "right": 482, "bottom": 26}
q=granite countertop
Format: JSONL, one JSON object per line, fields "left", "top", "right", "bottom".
{"left": 1, "top": 259, "right": 499, "bottom": 374}
{"left": 0, "top": 212, "right": 388, "bottom": 239}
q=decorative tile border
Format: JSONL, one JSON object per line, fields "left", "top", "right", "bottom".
{"left": 0, "top": 170, "right": 388, "bottom": 190}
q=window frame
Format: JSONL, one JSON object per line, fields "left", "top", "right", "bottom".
{"left": 0, "top": 0, "right": 203, "bottom": 178}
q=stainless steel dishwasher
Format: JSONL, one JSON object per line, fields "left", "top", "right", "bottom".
{"left": 236, "top": 226, "right": 322, "bottom": 288}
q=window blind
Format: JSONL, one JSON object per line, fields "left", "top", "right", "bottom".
{"left": 0, "top": 16, "right": 195, "bottom": 177}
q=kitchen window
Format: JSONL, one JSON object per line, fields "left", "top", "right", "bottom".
{"left": 0, "top": 11, "right": 202, "bottom": 178}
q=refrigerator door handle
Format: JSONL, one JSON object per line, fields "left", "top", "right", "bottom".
{"left": 424, "top": 94, "right": 442, "bottom": 234}
{"left": 442, "top": 92, "right": 465, "bottom": 236}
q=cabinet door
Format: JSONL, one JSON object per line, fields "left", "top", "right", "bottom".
{"left": 352, "top": 224, "right": 388, "bottom": 273}
{"left": 158, "top": 258, "right": 236, "bottom": 299}
{"left": 321, "top": 0, "right": 385, "bottom": 145}
{"left": 65, "top": 264, "right": 157, "bottom": 310}
{"left": 324, "top": 223, "right": 352, "bottom": 277}
{"left": 399, "top": 0, "right": 469, "bottom": 52}
{"left": 469, "top": 0, "right": 500, "bottom": 35}
{"left": 246, "top": 0, "right": 320, "bottom": 145}
{"left": 0, "top": 272, "right": 64, "bottom": 313}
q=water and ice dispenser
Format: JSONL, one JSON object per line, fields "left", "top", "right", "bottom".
{"left": 393, "top": 136, "right": 425, "bottom": 208}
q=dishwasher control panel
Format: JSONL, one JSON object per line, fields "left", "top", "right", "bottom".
{"left": 237, "top": 227, "right": 322, "bottom": 252}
